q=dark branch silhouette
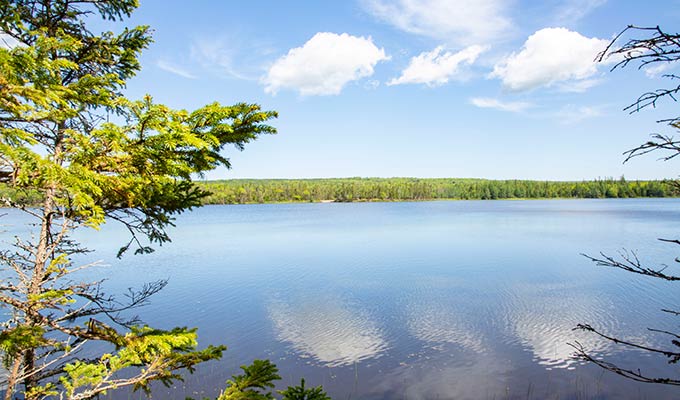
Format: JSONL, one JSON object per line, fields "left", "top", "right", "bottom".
{"left": 574, "top": 25, "right": 680, "bottom": 386}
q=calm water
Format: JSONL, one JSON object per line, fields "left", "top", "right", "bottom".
{"left": 2, "top": 199, "right": 680, "bottom": 399}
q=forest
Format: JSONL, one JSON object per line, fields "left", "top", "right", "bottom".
{"left": 1, "top": 178, "right": 674, "bottom": 208}
{"left": 196, "top": 177, "right": 676, "bottom": 204}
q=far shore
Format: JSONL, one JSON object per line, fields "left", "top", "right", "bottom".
{"left": 2, "top": 177, "right": 678, "bottom": 208}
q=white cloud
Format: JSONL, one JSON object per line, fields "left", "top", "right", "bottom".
{"left": 191, "top": 37, "right": 258, "bottom": 81}
{"left": 470, "top": 97, "right": 533, "bottom": 112}
{"left": 363, "top": 0, "right": 512, "bottom": 45}
{"left": 0, "top": 32, "right": 22, "bottom": 49}
{"left": 364, "top": 79, "right": 380, "bottom": 90}
{"left": 553, "top": 0, "right": 607, "bottom": 25}
{"left": 555, "top": 104, "right": 604, "bottom": 124}
{"left": 644, "top": 63, "right": 673, "bottom": 78}
{"left": 263, "top": 32, "right": 388, "bottom": 96}
{"left": 388, "top": 45, "right": 486, "bottom": 87}
{"left": 491, "top": 27, "right": 609, "bottom": 91}
{"left": 156, "top": 60, "right": 197, "bottom": 79}
{"left": 557, "top": 78, "right": 602, "bottom": 93}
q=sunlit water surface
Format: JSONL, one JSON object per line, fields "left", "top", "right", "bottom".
{"left": 2, "top": 199, "right": 680, "bottom": 399}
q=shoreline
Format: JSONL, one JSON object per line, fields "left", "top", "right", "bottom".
{"left": 198, "top": 196, "right": 678, "bottom": 206}
{"left": 3, "top": 177, "right": 678, "bottom": 208}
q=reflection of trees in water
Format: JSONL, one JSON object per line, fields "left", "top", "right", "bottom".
{"left": 267, "top": 295, "right": 387, "bottom": 367}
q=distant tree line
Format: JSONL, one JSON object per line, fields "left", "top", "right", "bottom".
{"left": 1, "top": 178, "right": 676, "bottom": 208}
{"left": 195, "top": 177, "right": 677, "bottom": 204}
{"left": 0, "top": 186, "right": 42, "bottom": 206}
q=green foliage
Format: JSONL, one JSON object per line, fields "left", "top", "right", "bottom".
{"left": 0, "top": 1, "right": 277, "bottom": 399}
{"left": 0, "top": 325, "right": 47, "bottom": 367}
{"left": 194, "top": 177, "right": 678, "bottom": 204}
{"left": 186, "top": 359, "right": 331, "bottom": 400}
{"left": 3, "top": 177, "right": 673, "bottom": 207}
{"left": 217, "top": 359, "right": 281, "bottom": 400}
{"left": 0, "top": 0, "right": 277, "bottom": 252}
{"left": 59, "top": 325, "right": 226, "bottom": 398}
{"left": 279, "top": 379, "right": 331, "bottom": 400}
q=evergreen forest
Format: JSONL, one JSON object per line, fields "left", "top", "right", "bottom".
{"left": 196, "top": 177, "right": 677, "bottom": 204}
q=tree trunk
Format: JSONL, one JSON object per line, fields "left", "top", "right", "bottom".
{"left": 21, "top": 130, "right": 63, "bottom": 397}
{"left": 4, "top": 356, "right": 23, "bottom": 400}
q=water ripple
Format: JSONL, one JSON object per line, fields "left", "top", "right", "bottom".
{"left": 502, "top": 281, "right": 619, "bottom": 369}
{"left": 267, "top": 295, "right": 388, "bottom": 367}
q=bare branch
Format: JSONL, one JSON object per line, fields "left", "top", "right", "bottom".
{"left": 623, "top": 134, "right": 680, "bottom": 163}
{"left": 60, "top": 279, "right": 168, "bottom": 327}
{"left": 580, "top": 23, "right": 680, "bottom": 389}
{"left": 570, "top": 341, "right": 680, "bottom": 386}
{"left": 573, "top": 324, "right": 680, "bottom": 363}
{"left": 582, "top": 250, "right": 680, "bottom": 281}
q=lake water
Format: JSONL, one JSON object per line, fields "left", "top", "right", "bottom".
{"left": 2, "top": 199, "right": 680, "bottom": 399}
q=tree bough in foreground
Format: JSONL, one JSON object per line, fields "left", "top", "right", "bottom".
{"left": 572, "top": 25, "right": 680, "bottom": 385}
{"left": 0, "top": 1, "right": 331, "bottom": 399}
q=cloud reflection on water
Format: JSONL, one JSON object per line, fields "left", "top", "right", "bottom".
{"left": 406, "top": 299, "right": 486, "bottom": 353}
{"left": 267, "top": 295, "right": 387, "bottom": 367}
{"left": 505, "top": 282, "right": 616, "bottom": 369}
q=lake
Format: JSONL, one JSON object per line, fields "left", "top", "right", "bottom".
{"left": 2, "top": 199, "right": 680, "bottom": 399}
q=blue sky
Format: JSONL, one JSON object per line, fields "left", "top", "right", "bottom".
{"left": 118, "top": 0, "right": 679, "bottom": 180}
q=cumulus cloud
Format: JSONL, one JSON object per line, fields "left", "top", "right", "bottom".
{"left": 363, "top": 0, "right": 512, "bottom": 45}
{"left": 156, "top": 60, "right": 197, "bottom": 79}
{"left": 491, "top": 27, "right": 609, "bottom": 91}
{"left": 470, "top": 97, "right": 533, "bottom": 112}
{"left": 388, "top": 45, "right": 486, "bottom": 87}
{"left": 263, "top": 32, "right": 388, "bottom": 96}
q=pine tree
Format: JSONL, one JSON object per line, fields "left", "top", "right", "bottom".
{"left": 0, "top": 1, "right": 279, "bottom": 398}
